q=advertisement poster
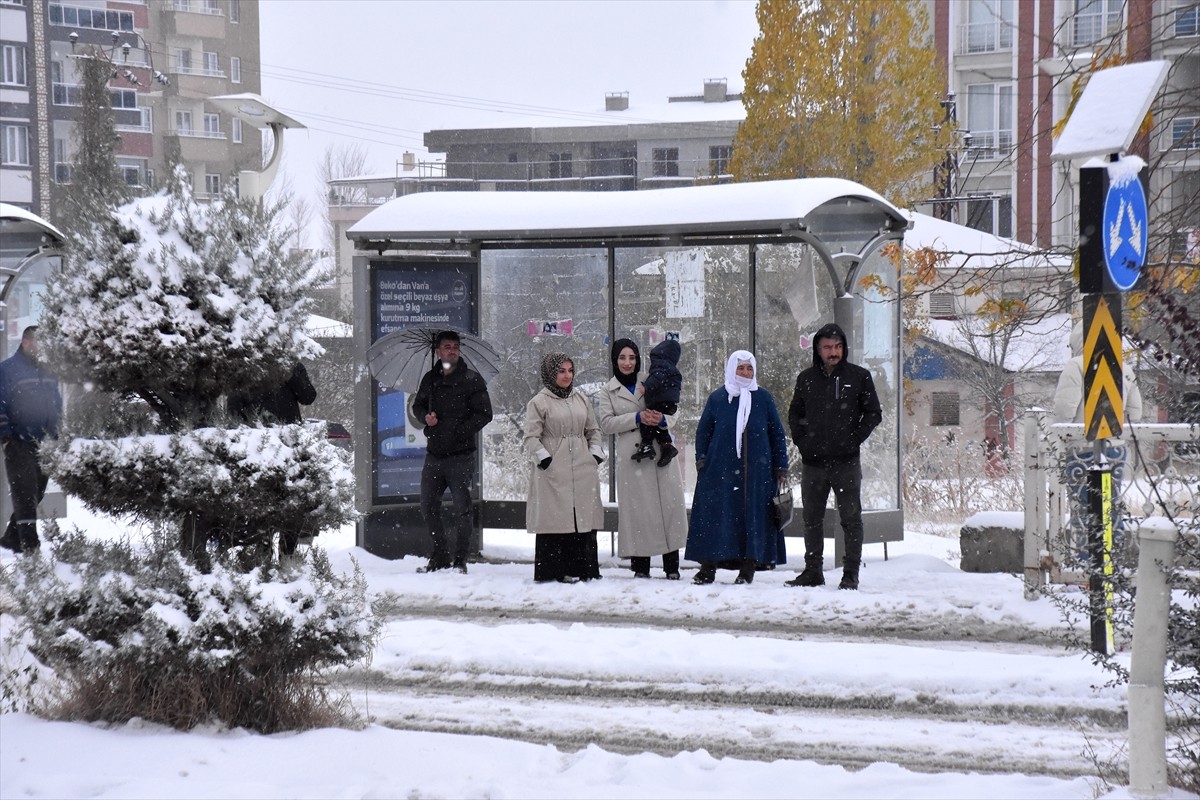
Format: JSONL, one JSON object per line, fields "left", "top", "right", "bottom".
{"left": 371, "top": 261, "right": 476, "bottom": 502}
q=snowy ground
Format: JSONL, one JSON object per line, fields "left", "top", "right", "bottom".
{"left": 1, "top": 506, "right": 1196, "bottom": 800}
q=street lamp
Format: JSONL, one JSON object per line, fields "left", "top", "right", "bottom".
{"left": 206, "top": 94, "right": 306, "bottom": 201}
{"left": 68, "top": 29, "right": 169, "bottom": 87}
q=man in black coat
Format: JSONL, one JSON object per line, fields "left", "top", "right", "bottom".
{"left": 411, "top": 331, "right": 493, "bottom": 573}
{"left": 228, "top": 361, "right": 317, "bottom": 557}
{"left": 0, "top": 326, "right": 61, "bottom": 554}
{"left": 786, "top": 323, "right": 882, "bottom": 590}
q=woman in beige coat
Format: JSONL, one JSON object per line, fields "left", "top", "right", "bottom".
{"left": 596, "top": 339, "right": 688, "bottom": 579}
{"left": 524, "top": 352, "right": 606, "bottom": 583}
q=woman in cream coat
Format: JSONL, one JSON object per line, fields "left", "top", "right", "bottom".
{"left": 596, "top": 339, "right": 688, "bottom": 579}
{"left": 524, "top": 352, "right": 606, "bottom": 583}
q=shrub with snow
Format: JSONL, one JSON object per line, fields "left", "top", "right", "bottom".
{"left": 2, "top": 529, "right": 379, "bottom": 733}
{"left": 38, "top": 169, "right": 353, "bottom": 560}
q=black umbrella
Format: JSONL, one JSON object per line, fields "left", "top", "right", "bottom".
{"left": 367, "top": 326, "right": 502, "bottom": 392}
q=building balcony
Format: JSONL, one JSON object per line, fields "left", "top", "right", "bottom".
{"left": 167, "top": 130, "right": 227, "bottom": 161}
{"left": 170, "top": 70, "right": 229, "bottom": 99}
{"left": 1064, "top": 12, "right": 1122, "bottom": 49}
{"left": 164, "top": 3, "right": 225, "bottom": 38}
{"left": 956, "top": 21, "right": 1013, "bottom": 55}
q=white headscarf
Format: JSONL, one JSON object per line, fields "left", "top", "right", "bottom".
{"left": 723, "top": 350, "right": 758, "bottom": 458}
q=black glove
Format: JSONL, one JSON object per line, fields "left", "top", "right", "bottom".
{"left": 696, "top": 457, "right": 706, "bottom": 473}
{"left": 538, "top": 457, "right": 552, "bottom": 471}
{"left": 593, "top": 454, "right": 603, "bottom": 464}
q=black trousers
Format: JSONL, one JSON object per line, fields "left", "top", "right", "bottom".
{"left": 4, "top": 439, "right": 47, "bottom": 546}
{"left": 534, "top": 531, "right": 600, "bottom": 582}
{"left": 419, "top": 452, "right": 475, "bottom": 566}
{"left": 800, "top": 457, "right": 864, "bottom": 566}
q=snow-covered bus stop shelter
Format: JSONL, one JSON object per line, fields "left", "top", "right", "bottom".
{"left": 347, "top": 178, "right": 910, "bottom": 562}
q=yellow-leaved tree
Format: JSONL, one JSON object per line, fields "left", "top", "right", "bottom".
{"left": 732, "top": 0, "right": 953, "bottom": 206}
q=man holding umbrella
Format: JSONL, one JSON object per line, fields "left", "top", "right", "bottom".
{"left": 412, "top": 330, "right": 494, "bottom": 573}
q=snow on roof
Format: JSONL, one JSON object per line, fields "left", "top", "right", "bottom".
{"left": 305, "top": 313, "right": 351, "bottom": 339}
{"left": 348, "top": 178, "right": 905, "bottom": 242}
{"left": 925, "top": 313, "right": 1073, "bottom": 374}
{"left": 903, "top": 211, "right": 1070, "bottom": 272}
{"left": 0, "top": 202, "right": 66, "bottom": 246}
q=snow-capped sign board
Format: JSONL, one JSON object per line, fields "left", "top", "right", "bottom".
{"left": 1102, "top": 161, "right": 1148, "bottom": 290}
{"left": 1051, "top": 61, "right": 1169, "bottom": 162}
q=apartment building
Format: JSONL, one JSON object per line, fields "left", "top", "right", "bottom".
{"left": 925, "top": 0, "right": 1198, "bottom": 250}
{"left": 324, "top": 79, "right": 746, "bottom": 312}
{"left": 0, "top": 0, "right": 261, "bottom": 218}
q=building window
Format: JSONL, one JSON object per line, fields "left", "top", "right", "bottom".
{"left": 203, "top": 113, "right": 221, "bottom": 136}
{"left": 931, "top": 392, "right": 961, "bottom": 426}
{"left": 48, "top": 3, "right": 134, "bottom": 32}
{"left": 961, "top": 0, "right": 1014, "bottom": 53}
{"left": 230, "top": 56, "right": 241, "bottom": 83}
{"left": 229, "top": 0, "right": 240, "bottom": 23}
{"left": 0, "top": 0, "right": 29, "bottom": 6}
{"left": 966, "top": 83, "right": 1013, "bottom": 158}
{"left": 110, "top": 88, "right": 137, "bottom": 110}
{"left": 2, "top": 124, "right": 30, "bottom": 166}
{"left": 119, "top": 164, "right": 143, "bottom": 187}
{"left": 2, "top": 45, "right": 26, "bottom": 86}
{"left": 1176, "top": 4, "right": 1199, "bottom": 37}
{"left": 232, "top": 116, "right": 242, "bottom": 143}
{"left": 204, "top": 173, "right": 221, "bottom": 195}
{"left": 709, "top": 145, "right": 732, "bottom": 176}
{"left": 548, "top": 153, "right": 572, "bottom": 179}
{"left": 1171, "top": 116, "right": 1199, "bottom": 150}
{"left": 652, "top": 147, "right": 679, "bottom": 177}
{"left": 174, "top": 110, "right": 193, "bottom": 134}
{"left": 173, "top": 48, "right": 191, "bottom": 73}
{"left": 928, "top": 292, "right": 956, "bottom": 318}
{"left": 203, "top": 51, "right": 219, "bottom": 75}
{"left": 1071, "top": 0, "right": 1121, "bottom": 46}
{"left": 966, "top": 195, "right": 1013, "bottom": 238}
{"left": 52, "top": 82, "right": 81, "bottom": 105}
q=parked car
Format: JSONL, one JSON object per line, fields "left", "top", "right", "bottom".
{"left": 306, "top": 419, "right": 353, "bottom": 451}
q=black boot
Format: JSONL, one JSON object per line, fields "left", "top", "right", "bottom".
{"left": 692, "top": 562, "right": 716, "bottom": 585}
{"left": 662, "top": 550, "right": 680, "bottom": 580}
{"left": 733, "top": 559, "right": 756, "bottom": 585}
{"left": 657, "top": 443, "right": 678, "bottom": 467}
{"left": 631, "top": 442, "right": 656, "bottom": 462}
{"left": 839, "top": 561, "right": 860, "bottom": 590}
{"left": 786, "top": 555, "right": 825, "bottom": 587}
{"left": 630, "top": 555, "right": 651, "bottom": 579}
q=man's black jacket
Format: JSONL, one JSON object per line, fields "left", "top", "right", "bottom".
{"left": 788, "top": 359, "right": 882, "bottom": 467}
{"left": 411, "top": 358, "right": 493, "bottom": 457}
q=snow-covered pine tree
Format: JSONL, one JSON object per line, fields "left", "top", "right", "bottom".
{"left": 39, "top": 169, "right": 354, "bottom": 562}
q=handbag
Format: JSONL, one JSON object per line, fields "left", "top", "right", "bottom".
{"left": 772, "top": 485, "right": 794, "bottom": 530}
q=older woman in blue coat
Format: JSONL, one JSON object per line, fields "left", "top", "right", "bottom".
{"left": 685, "top": 350, "right": 788, "bottom": 585}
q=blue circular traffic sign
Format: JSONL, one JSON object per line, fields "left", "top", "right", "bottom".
{"left": 1101, "top": 176, "right": 1148, "bottom": 291}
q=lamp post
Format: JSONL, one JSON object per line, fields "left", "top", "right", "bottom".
{"left": 68, "top": 29, "right": 170, "bottom": 88}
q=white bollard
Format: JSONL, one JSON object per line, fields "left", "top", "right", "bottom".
{"left": 1127, "top": 516, "right": 1179, "bottom": 797}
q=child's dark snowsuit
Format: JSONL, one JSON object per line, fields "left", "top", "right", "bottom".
{"left": 634, "top": 339, "right": 682, "bottom": 466}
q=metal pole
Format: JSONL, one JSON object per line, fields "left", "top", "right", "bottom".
{"left": 1087, "top": 446, "right": 1115, "bottom": 655}
{"left": 1127, "top": 517, "right": 1178, "bottom": 796}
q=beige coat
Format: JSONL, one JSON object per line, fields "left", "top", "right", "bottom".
{"left": 596, "top": 377, "right": 689, "bottom": 558}
{"left": 524, "top": 388, "right": 605, "bottom": 534}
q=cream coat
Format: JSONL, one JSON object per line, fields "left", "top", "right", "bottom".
{"left": 524, "top": 388, "right": 605, "bottom": 534}
{"left": 596, "top": 377, "right": 689, "bottom": 558}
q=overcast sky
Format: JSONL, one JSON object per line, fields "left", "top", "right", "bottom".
{"left": 257, "top": 0, "right": 761, "bottom": 218}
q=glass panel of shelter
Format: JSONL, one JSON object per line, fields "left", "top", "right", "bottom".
{"left": 474, "top": 236, "right": 900, "bottom": 518}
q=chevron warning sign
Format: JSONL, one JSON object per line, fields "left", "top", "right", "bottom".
{"left": 1083, "top": 293, "right": 1124, "bottom": 440}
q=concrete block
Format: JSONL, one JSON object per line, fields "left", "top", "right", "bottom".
{"left": 960, "top": 521, "right": 1023, "bottom": 573}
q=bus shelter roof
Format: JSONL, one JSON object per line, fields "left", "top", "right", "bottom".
{"left": 347, "top": 178, "right": 909, "bottom": 247}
